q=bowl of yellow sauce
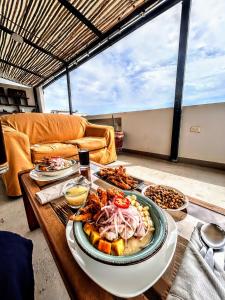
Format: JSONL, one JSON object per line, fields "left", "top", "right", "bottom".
{"left": 63, "top": 182, "right": 90, "bottom": 209}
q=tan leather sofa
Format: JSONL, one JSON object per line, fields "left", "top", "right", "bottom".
{"left": 1, "top": 113, "right": 117, "bottom": 197}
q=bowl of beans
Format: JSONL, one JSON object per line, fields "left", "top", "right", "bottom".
{"left": 142, "top": 184, "right": 188, "bottom": 211}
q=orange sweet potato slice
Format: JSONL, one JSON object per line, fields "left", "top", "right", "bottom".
{"left": 98, "top": 239, "right": 111, "bottom": 254}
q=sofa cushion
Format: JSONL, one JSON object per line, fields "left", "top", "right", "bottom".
{"left": 64, "top": 137, "right": 107, "bottom": 151}
{"left": 31, "top": 143, "right": 78, "bottom": 162}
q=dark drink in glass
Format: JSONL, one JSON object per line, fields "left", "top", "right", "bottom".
{"left": 78, "top": 149, "right": 91, "bottom": 181}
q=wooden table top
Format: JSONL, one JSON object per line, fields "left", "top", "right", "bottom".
{"left": 19, "top": 163, "right": 224, "bottom": 300}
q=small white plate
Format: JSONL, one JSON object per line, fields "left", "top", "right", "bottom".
{"left": 30, "top": 164, "right": 79, "bottom": 182}
{"left": 142, "top": 184, "right": 189, "bottom": 212}
{"left": 66, "top": 213, "right": 177, "bottom": 298}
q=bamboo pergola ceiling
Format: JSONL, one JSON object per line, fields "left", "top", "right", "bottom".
{"left": 0, "top": 0, "right": 159, "bottom": 87}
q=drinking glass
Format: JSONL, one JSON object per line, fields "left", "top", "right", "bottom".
{"left": 63, "top": 181, "right": 90, "bottom": 209}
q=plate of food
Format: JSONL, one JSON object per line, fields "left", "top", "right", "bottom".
{"left": 142, "top": 184, "right": 188, "bottom": 211}
{"left": 94, "top": 166, "right": 144, "bottom": 190}
{"left": 70, "top": 188, "right": 167, "bottom": 265}
{"left": 35, "top": 157, "right": 76, "bottom": 177}
{"left": 29, "top": 166, "right": 79, "bottom": 182}
{"left": 66, "top": 211, "right": 177, "bottom": 298}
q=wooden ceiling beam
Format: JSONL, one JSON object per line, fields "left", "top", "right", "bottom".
{"left": 0, "top": 58, "right": 45, "bottom": 78}
{"left": 0, "top": 23, "right": 66, "bottom": 64}
{"left": 57, "top": 0, "right": 102, "bottom": 37}
{"left": 39, "top": 0, "right": 161, "bottom": 87}
{"left": 1, "top": 0, "right": 161, "bottom": 86}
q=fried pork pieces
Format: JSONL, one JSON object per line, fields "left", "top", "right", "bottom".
{"left": 99, "top": 166, "right": 138, "bottom": 189}
{"left": 70, "top": 188, "right": 123, "bottom": 222}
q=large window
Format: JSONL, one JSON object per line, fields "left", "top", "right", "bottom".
{"left": 44, "top": 0, "right": 225, "bottom": 115}
{"left": 183, "top": 0, "right": 225, "bottom": 106}
{"left": 44, "top": 76, "right": 68, "bottom": 113}
{"left": 70, "top": 4, "right": 181, "bottom": 115}
{"left": 44, "top": 4, "right": 181, "bottom": 115}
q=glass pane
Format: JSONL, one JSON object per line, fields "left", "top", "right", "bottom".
{"left": 70, "top": 4, "right": 181, "bottom": 115}
{"left": 44, "top": 76, "right": 69, "bottom": 113}
{"left": 183, "top": 0, "right": 225, "bottom": 106}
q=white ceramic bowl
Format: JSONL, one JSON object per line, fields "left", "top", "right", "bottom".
{"left": 142, "top": 184, "right": 189, "bottom": 212}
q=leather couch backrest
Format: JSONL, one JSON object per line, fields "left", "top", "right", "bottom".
{"left": 1, "top": 113, "right": 87, "bottom": 144}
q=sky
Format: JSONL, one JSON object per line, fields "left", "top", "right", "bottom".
{"left": 44, "top": 0, "right": 225, "bottom": 115}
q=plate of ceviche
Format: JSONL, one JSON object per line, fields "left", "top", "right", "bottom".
{"left": 35, "top": 157, "right": 76, "bottom": 177}
{"left": 70, "top": 188, "right": 167, "bottom": 265}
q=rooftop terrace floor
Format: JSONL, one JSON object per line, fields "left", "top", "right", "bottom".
{"left": 113, "top": 153, "right": 225, "bottom": 210}
{"left": 0, "top": 153, "right": 224, "bottom": 299}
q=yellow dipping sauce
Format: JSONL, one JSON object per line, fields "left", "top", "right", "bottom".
{"left": 65, "top": 185, "right": 88, "bottom": 208}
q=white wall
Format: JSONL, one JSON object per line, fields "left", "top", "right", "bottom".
{"left": 0, "top": 79, "right": 35, "bottom": 113}
{"left": 179, "top": 103, "right": 225, "bottom": 163}
{"left": 87, "top": 109, "right": 173, "bottom": 155}
{"left": 121, "top": 108, "right": 173, "bottom": 155}
{"left": 87, "top": 102, "right": 225, "bottom": 164}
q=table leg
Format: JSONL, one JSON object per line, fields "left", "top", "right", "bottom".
{"left": 22, "top": 187, "right": 40, "bottom": 231}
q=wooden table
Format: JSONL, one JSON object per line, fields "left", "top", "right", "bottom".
{"left": 19, "top": 164, "right": 225, "bottom": 300}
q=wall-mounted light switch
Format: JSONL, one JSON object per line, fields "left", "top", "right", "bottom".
{"left": 190, "top": 126, "right": 200, "bottom": 133}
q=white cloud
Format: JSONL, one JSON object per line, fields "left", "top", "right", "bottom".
{"left": 183, "top": 0, "right": 225, "bottom": 106}
{"left": 67, "top": 4, "right": 181, "bottom": 114}
{"left": 44, "top": 77, "right": 69, "bottom": 112}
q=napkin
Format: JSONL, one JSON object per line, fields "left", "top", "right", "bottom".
{"left": 36, "top": 176, "right": 88, "bottom": 205}
{"left": 0, "top": 163, "right": 8, "bottom": 170}
{"left": 167, "top": 225, "right": 225, "bottom": 300}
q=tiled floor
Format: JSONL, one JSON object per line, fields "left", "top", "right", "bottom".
{"left": 0, "top": 153, "right": 224, "bottom": 299}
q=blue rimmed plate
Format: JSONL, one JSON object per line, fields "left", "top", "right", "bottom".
{"left": 73, "top": 191, "right": 168, "bottom": 265}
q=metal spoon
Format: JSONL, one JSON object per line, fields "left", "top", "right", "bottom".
{"left": 200, "top": 223, "right": 225, "bottom": 270}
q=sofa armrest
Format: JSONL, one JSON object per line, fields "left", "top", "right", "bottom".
{"left": 85, "top": 123, "right": 117, "bottom": 164}
{"left": 2, "top": 126, "right": 33, "bottom": 196}
{"left": 85, "top": 123, "right": 112, "bottom": 138}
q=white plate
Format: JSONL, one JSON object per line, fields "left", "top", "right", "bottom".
{"left": 142, "top": 184, "right": 189, "bottom": 212}
{"left": 30, "top": 164, "right": 79, "bottom": 182}
{"left": 66, "top": 212, "right": 177, "bottom": 298}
